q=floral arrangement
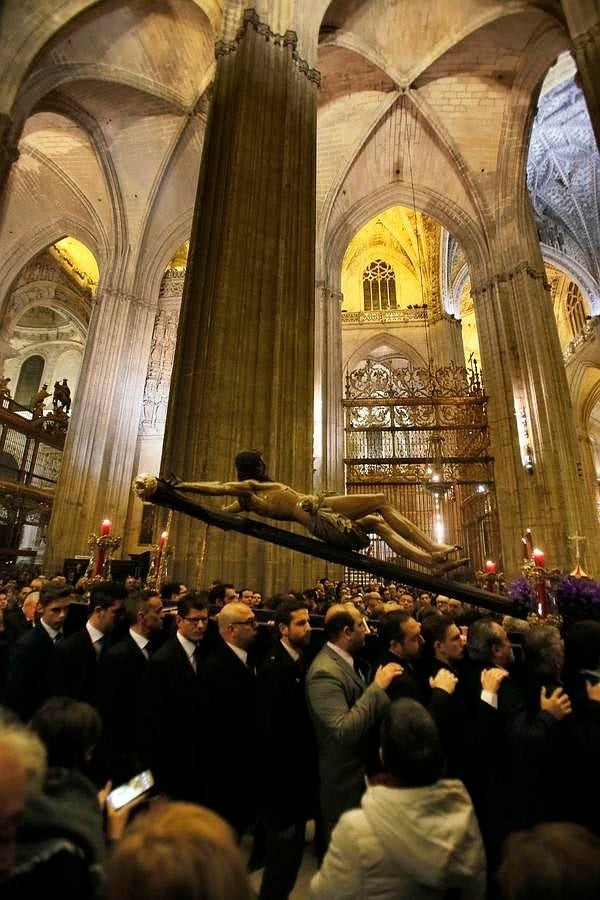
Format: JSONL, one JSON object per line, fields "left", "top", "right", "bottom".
{"left": 554, "top": 575, "right": 600, "bottom": 626}
{"left": 506, "top": 576, "right": 535, "bottom": 617}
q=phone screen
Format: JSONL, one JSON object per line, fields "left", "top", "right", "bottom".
{"left": 108, "top": 770, "right": 154, "bottom": 810}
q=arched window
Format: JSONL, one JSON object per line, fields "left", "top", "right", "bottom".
{"left": 14, "top": 355, "right": 45, "bottom": 406}
{"left": 363, "top": 260, "right": 397, "bottom": 311}
{"left": 566, "top": 282, "right": 586, "bottom": 338}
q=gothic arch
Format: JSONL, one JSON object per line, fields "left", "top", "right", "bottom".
{"left": 322, "top": 185, "right": 486, "bottom": 292}
{"left": 344, "top": 331, "right": 427, "bottom": 373}
{"left": 0, "top": 219, "right": 102, "bottom": 317}
{"left": 1, "top": 0, "right": 223, "bottom": 118}
{"left": 542, "top": 244, "right": 600, "bottom": 314}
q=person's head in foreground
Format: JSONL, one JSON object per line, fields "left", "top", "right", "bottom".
{"left": 0, "top": 714, "right": 46, "bottom": 877}
{"left": 379, "top": 697, "right": 444, "bottom": 785}
{"left": 107, "top": 802, "right": 253, "bottom": 900}
{"left": 498, "top": 822, "right": 600, "bottom": 900}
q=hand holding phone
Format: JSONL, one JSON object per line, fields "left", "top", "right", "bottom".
{"left": 107, "top": 770, "right": 154, "bottom": 811}
{"left": 100, "top": 770, "right": 154, "bottom": 841}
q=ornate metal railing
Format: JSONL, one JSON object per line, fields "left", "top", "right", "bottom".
{"left": 341, "top": 307, "right": 429, "bottom": 325}
{"left": 343, "top": 358, "right": 499, "bottom": 574}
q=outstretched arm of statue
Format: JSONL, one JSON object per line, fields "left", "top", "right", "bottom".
{"left": 170, "top": 478, "right": 255, "bottom": 497}
{"left": 222, "top": 500, "right": 242, "bottom": 513}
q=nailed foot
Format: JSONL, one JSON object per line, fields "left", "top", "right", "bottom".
{"left": 433, "top": 556, "right": 470, "bottom": 577}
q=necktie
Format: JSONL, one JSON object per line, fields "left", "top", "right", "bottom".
{"left": 96, "top": 635, "right": 107, "bottom": 658}
{"left": 353, "top": 659, "right": 365, "bottom": 682}
{"left": 54, "top": 632, "right": 63, "bottom": 645}
{"left": 192, "top": 644, "right": 202, "bottom": 673}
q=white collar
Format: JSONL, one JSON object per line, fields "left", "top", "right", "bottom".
{"left": 176, "top": 630, "right": 197, "bottom": 659}
{"left": 281, "top": 639, "right": 300, "bottom": 662}
{"left": 129, "top": 627, "right": 149, "bottom": 651}
{"left": 86, "top": 621, "right": 104, "bottom": 644}
{"left": 40, "top": 618, "right": 61, "bottom": 640}
{"left": 327, "top": 641, "right": 355, "bottom": 670}
{"left": 225, "top": 641, "right": 248, "bottom": 665}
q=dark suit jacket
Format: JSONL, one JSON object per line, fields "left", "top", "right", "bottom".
{"left": 140, "top": 635, "right": 203, "bottom": 802}
{"left": 256, "top": 640, "right": 319, "bottom": 827}
{"left": 198, "top": 637, "right": 258, "bottom": 832}
{"left": 96, "top": 633, "right": 148, "bottom": 783}
{"left": 50, "top": 628, "right": 98, "bottom": 706}
{"left": 4, "top": 623, "right": 56, "bottom": 721}
{"left": 3, "top": 607, "right": 33, "bottom": 646}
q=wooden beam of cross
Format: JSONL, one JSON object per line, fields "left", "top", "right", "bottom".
{"left": 133, "top": 475, "right": 525, "bottom": 617}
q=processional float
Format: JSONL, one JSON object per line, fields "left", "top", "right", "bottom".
{"left": 133, "top": 474, "right": 523, "bottom": 617}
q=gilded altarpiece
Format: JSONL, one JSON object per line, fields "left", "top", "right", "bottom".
{"left": 344, "top": 359, "right": 501, "bottom": 576}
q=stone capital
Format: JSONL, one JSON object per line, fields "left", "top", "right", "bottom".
{"left": 96, "top": 286, "right": 155, "bottom": 312}
{"left": 471, "top": 262, "right": 550, "bottom": 299}
{"left": 215, "top": 8, "right": 320, "bottom": 85}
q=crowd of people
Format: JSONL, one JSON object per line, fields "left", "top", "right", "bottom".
{"left": 0, "top": 569, "right": 599, "bottom": 899}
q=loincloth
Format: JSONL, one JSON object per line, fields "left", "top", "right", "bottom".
{"left": 297, "top": 495, "right": 371, "bottom": 552}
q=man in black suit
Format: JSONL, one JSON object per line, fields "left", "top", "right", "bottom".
{"left": 199, "top": 601, "right": 259, "bottom": 835}
{"left": 423, "top": 613, "right": 465, "bottom": 678}
{"left": 50, "top": 581, "right": 126, "bottom": 706}
{"left": 97, "top": 590, "right": 164, "bottom": 783}
{"left": 4, "top": 586, "right": 71, "bottom": 721}
{"left": 140, "top": 592, "right": 209, "bottom": 802}
{"left": 3, "top": 592, "right": 37, "bottom": 646}
{"left": 256, "top": 599, "right": 319, "bottom": 900}
{"left": 379, "top": 610, "right": 458, "bottom": 706}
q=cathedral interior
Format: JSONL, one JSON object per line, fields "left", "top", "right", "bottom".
{"left": 1, "top": 0, "right": 599, "bottom": 595}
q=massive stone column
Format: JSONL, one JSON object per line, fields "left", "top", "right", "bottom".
{"left": 160, "top": 10, "right": 319, "bottom": 593}
{"left": 46, "top": 281, "right": 156, "bottom": 571}
{"left": 472, "top": 224, "right": 600, "bottom": 576}
{"left": 561, "top": 0, "right": 600, "bottom": 151}
{"left": 0, "top": 113, "right": 20, "bottom": 212}
{"left": 314, "top": 282, "right": 344, "bottom": 495}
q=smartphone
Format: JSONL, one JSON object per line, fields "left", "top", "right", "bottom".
{"left": 580, "top": 668, "right": 600, "bottom": 686}
{"left": 107, "top": 770, "right": 154, "bottom": 810}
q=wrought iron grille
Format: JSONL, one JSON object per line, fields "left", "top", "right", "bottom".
{"left": 344, "top": 358, "right": 500, "bottom": 576}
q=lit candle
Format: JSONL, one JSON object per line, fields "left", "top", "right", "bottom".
{"left": 485, "top": 560, "right": 496, "bottom": 574}
{"left": 532, "top": 548, "right": 544, "bottom": 568}
{"left": 100, "top": 519, "right": 111, "bottom": 536}
{"left": 159, "top": 530, "right": 168, "bottom": 550}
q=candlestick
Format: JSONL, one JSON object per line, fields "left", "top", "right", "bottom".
{"left": 100, "top": 519, "right": 111, "bottom": 536}
{"left": 485, "top": 560, "right": 496, "bottom": 574}
{"left": 159, "top": 530, "right": 168, "bottom": 549}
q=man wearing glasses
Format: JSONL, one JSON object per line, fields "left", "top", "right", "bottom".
{"left": 199, "top": 602, "right": 259, "bottom": 836}
{"left": 140, "top": 593, "right": 209, "bottom": 802}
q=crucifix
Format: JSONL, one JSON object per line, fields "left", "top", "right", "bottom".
{"left": 568, "top": 534, "right": 586, "bottom": 565}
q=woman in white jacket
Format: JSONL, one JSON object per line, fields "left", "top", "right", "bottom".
{"left": 311, "top": 699, "right": 486, "bottom": 900}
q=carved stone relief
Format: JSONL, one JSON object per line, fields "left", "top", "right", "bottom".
{"left": 139, "top": 304, "right": 181, "bottom": 435}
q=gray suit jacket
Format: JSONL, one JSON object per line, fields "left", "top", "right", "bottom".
{"left": 305, "top": 643, "right": 389, "bottom": 826}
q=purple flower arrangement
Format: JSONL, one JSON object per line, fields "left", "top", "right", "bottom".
{"left": 555, "top": 575, "right": 600, "bottom": 626}
{"left": 507, "top": 576, "right": 535, "bottom": 617}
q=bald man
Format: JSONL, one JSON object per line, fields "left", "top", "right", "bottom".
{"left": 199, "top": 602, "right": 259, "bottom": 835}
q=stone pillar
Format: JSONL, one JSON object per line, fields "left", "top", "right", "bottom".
{"left": 576, "top": 426, "right": 600, "bottom": 565}
{"left": 428, "top": 314, "right": 465, "bottom": 366}
{"left": 46, "top": 283, "right": 156, "bottom": 571}
{"left": 314, "top": 283, "right": 344, "bottom": 494}
{"left": 160, "top": 10, "right": 319, "bottom": 594}
{"left": 0, "top": 113, "right": 19, "bottom": 205}
{"left": 473, "top": 255, "right": 600, "bottom": 577}
{"left": 561, "top": 0, "right": 600, "bottom": 151}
